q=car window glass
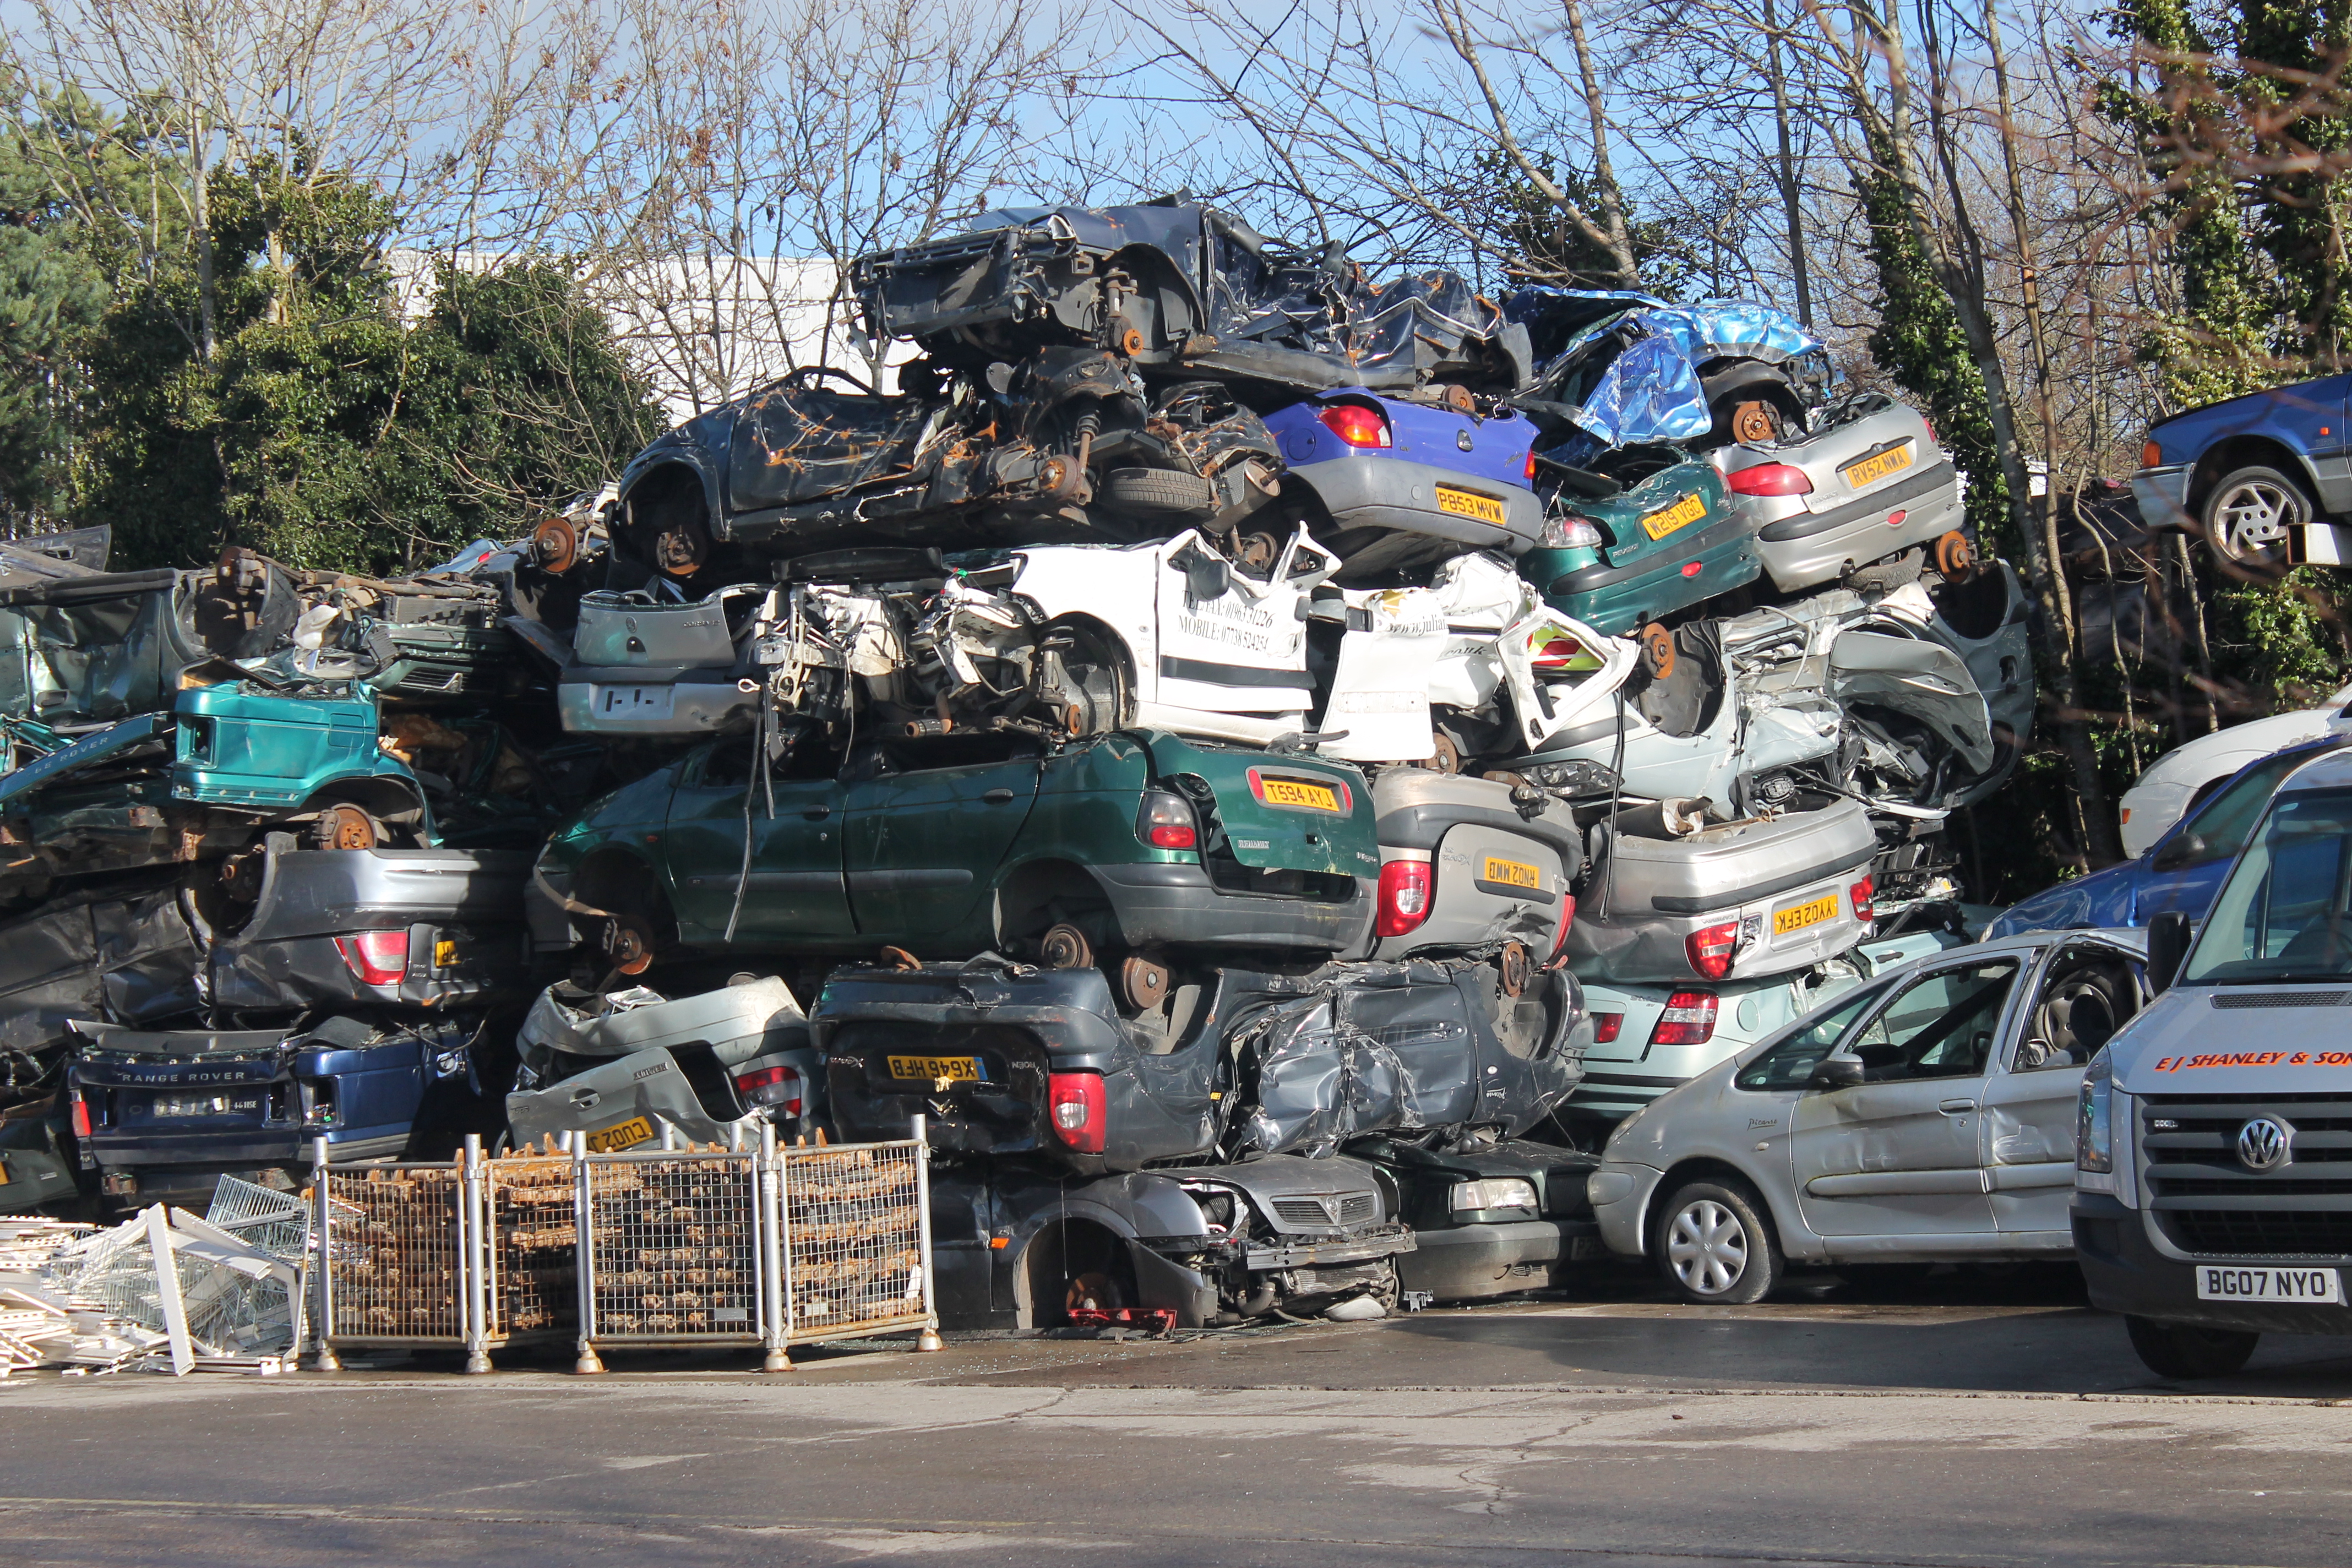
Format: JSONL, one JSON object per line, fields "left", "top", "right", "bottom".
{"left": 2185, "top": 787, "right": 2352, "bottom": 984}
{"left": 2180, "top": 749, "right": 2323, "bottom": 863}
{"left": 1734, "top": 986, "right": 1882, "bottom": 1092}
{"left": 1846, "top": 960, "right": 2018, "bottom": 1082}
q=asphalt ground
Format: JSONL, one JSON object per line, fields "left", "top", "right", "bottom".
{"left": 7, "top": 1264, "right": 2350, "bottom": 1568}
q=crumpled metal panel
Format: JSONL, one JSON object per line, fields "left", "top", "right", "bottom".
{"left": 0, "top": 876, "right": 203, "bottom": 1059}
{"left": 1507, "top": 288, "right": 1825, "bottom": 447}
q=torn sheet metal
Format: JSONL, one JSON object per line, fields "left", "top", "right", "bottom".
{"left": 0, "top": 874, "right": 205, "bottom": 1062}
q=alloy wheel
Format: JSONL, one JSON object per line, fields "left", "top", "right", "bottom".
{"left": 1665, "top": 1197, "right": 1750, "bottom": 1296}
{"left": 2211, "top": 478, "right": 2297, "bottom": 564}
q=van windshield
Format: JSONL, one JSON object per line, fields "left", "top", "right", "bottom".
{"left": 2180, "top": 787, "right": 2352, "bottom": 985}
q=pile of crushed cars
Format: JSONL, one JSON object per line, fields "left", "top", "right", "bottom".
{"left": 0, "top": 199, "right": 2028, "bottom": 1337}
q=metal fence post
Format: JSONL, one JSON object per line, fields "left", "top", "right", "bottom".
{"left": 461, "top": 1134, "right": 492, "bottom": 1375}
{"left": 759, "top": 1121, "right": 790, "bottom": 1372}
{"left": 309, "top": 1136, "right": 340, "bottom": 1371}
{"left": 913, "top": 1114, "right": 943, "bottom": 1352}
{"left": 572, "top": 1137, "right": 604, "bottom": 1374}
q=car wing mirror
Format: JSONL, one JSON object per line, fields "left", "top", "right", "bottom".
{"left": 1807, "top": 1054, "right": 1865, "bottom": 1090}
{"left": 2150, "top": 832, "right": 2206, "bottom": 872}
{"left": 2146, "top": 910, "right": 2192, "bottom": 995}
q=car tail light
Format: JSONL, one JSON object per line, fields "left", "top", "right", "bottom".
{"left": 1047, "top": 1071, "right": 1106, "bottom": 1153}
{"left": 1727, "top": 462, "right": 1813, "bottom": 496}
{"left": 1137, "top": 789, "right": 1197, "bottom": 850}
{"left": 1540, "top": 514, "right": 1603, "bottom": 549}
{"left": 1376, "top": 860, "right": 1434, "bottom": 938}
{"left": 1548, "top": 892, "right": 1576, "bottom": 966}
{"left": 1524, "top": 450, "right": 1538, "bottom": 482}
{"left": 1685, "top": 920, "right": 1739, "bottom": 980}
{"left": 734, "top": 1064, "right": 804, "bottom": 1115}
{"left": 1849, "top": 876, "right": 1875, "bottom": 922}
{"left": 2141, "top": 439, "right": 2162, "bottom": 468}
{"left": 335, "top": 929, "right": 410, "bottom": 986}
{"left": 70, "top": 1092, "right": 92, "bottom": 1139}
{"left": 1317, "top": 404, "right": 1392, "bottom": 448}
{"left": 1592, "top": 1012, "right": 1624, "bottom": 1044}
{"left": 1648, "top": 991, "right": 1720, "bottom": 1047}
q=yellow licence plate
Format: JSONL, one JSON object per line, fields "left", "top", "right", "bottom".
{"left": 1259, "top": 777, "right": 1341, "bottom": 812}
{"left": 1841, "top": 443, "right": 1913, "bottom": 489}
{"left": 587, "top": 1116, "right": 654, "bottom": 1153}
{"left": 1772, "top": 894, "right": 1841, "bottom": 936}
{"left": 1435, "top": 486, "right": 1509, "bottom": 526}
{"left": 1640, "top": 491, "right": 1707, "bottom": 540}
{"left": 433, "top": 939, "right": 459, "bottom": 968}
{"left": 1481, "top": 856, "right": 1540, "bottom": 891}
{"left": 889, "top": 1054, "right": 986, "bottom": 1082}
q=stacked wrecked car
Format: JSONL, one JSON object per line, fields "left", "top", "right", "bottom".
{"left": 0, "top": 199, "right": 2037, "bottom": 1335}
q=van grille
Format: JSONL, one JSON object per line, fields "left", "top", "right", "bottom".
{"left": 2142, "top": 1094, "right": 2352, "bottom": 1259}
{"left": 1272, "top": 1194, "right": 1376, "bottom": 1226}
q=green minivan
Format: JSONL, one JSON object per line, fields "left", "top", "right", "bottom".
{"left": 528, "top": 727, "right": 1380, "bottom": 990}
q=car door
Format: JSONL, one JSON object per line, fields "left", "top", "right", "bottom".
{"left": 662, "top": 737, "right": 852, "bottom": 945}
{"left": 2279, "top": 374, "right": 2352, "bottom": 512}
{"left": 1790, "top": 956, "right": 2022, "bottom": 1243}
{"left": 1980, "top": 940, "right": 2145, "bottom": 1235}
{"left": 2137, "top": 742, "right": 2344, "bottom": 922}
{"left": 838, "top": 733, "right": 1044, "bottom": 952}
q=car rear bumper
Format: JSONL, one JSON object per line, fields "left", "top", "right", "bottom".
{"left": 1087, "top": 861, "right": 1373, "bottom": 954}
{"left": 1751, "top": 461, "right": 1966, "bottom": 591}
{"left": 2075, "top": 1190, "right": 2352, "bottom": 1336}
{"left": 1289, "top": 456, "right": 1544, "bottom": 556}
{"left": 1536, "top": 518, "right": 1760, "bottom": 637}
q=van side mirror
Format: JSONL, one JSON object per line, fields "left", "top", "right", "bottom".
{"left": 2147, "top": 911, "right": 2192, "bottom": 995}
{"left": 1808, "top": 1054, "right": 1865, "bottom": 1090}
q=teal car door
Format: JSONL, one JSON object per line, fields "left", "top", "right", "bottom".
{"left": 663, "top": 738, "right": 852, "bottom": 945}
{"left": 838, "top": 734, "right": 1044, "bottom": 950}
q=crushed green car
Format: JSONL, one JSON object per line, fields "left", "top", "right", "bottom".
{"left": 527, "top": 727, "right": 1380, "bottom": 984}
{"left": 1517, "top": 451, "right": 1758, "bottom": 637}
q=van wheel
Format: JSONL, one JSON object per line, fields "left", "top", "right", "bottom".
{"left": 2125, "top": 1316, "right": 2259, "bottom": 1379}
{"left": 1653, "top": 1178, "right": 1783, "bottom": 1304}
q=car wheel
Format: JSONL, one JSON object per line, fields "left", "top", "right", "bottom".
{"left": 1653, "top": 1179, "right": 1783, "bottom": 1304}
{"left": 2125, "top": 1315, "right": 2259, "bottom": 1379}
{"left": 2201, "top": 465, "right": 2305, "bottom": 574}
{"left": 1101, "top": 466, "right": 1218, "bottom": 518}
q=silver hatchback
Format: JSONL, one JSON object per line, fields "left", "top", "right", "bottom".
{"left": 1718, "top": 394, "right": 1969, "bottom": 594}
{"left": 1588, "top": 928, "right": 2148, "bottom": 1303}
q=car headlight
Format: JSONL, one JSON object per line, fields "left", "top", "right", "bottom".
{"left": 1450, "top": 1177, "right": 1538, "bottom": 1213}
{"left": 2076, "top": 1045, "right": 2113, "bottom": 1174}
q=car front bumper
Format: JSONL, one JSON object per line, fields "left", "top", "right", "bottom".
{"left": 1395, "top": 1216, "right": 1599, "bottom": 1301}
{"left": 2074, "top": 1190, "right": 2352, "bottom": 1337}
{"left": 2131, "top": 466, "right": 2193, "bottom": 531}
{"left": 1587, "top": 1160, "right": 1665, "bottom": 1257}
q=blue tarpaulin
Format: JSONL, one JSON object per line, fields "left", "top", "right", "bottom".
{"left": 1503, "top": 287, "right": 1825, "bottom": 448}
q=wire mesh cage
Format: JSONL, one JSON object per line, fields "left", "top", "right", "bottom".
{"left": 579, "top": 1151, "right": 766, "bottom": 1345}
{"left": 205, "top": 1176, "right": 311, "bottom": 1265}
{"left": 778, "top": 1140, "right": 931, "bottom": 1344}
{"left": 482, "top": 1153, "right": 578, "bottom": 1343}
{"left": 318, "top": 1163, "right": 467, "bottom": 1345}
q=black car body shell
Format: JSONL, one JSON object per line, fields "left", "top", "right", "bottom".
{"left": 1354, "top": 1135, "right": 1600, "bottom": 1302}
{"left": 817, "top": 955, "right": 1587, "bottom": 1174}
{"left": 0, "top": 873, "right": 205, "bottom": 1061}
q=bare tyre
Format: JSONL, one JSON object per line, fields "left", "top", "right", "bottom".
{"left": 2125, "top": 1316, "right": 2259, "bottom": 1380}
{"left": 1653, "top": 1178, "right": 1783, "bottom": 1305}
{"left": 2201, "top": 464, "right": 2305, "bottom": 574}
{"left": 1102, "top": 466, "right": 1218, "bottom": 518}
